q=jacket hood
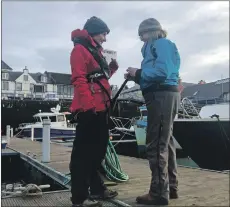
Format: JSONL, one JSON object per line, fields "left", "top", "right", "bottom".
{"left": 71, "top": 29, "right": 97, "bottom": 47}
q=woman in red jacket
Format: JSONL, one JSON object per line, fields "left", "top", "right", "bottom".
{"left": 69, "top": 16, "right": 118, "bottom": 207}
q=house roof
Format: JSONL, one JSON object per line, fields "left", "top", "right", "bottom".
{"left": 45, "top": 72, "right": 71, "bottom": 85}
{"left": 6, "top": 71, "right": 39, "bottom": 82}
{"left": 8, "top": 71, "right": 23, "bottom": 81}
{"left": 1, "top": 61, "right": 13, "bottom": 70}
{"left": 3, "top": 70, "right": 72, "bottom": 85}
{"left": 181, "top": 78, "right": 230, "bottom": 100}
{"left": 30, "top": 72, "right": 43, "bottom": 83}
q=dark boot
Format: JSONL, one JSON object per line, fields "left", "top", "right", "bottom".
{"left": 170, "top": 189, "right": 178, "bottom": 199}
{"left": 90, "top": 189, "right": 118, "bottom": 200}
{"left": 72, "top": 198, "right": 102, "bottom": 207}
{"left": 136, "top": 193, "right": 169, "bottom": 205}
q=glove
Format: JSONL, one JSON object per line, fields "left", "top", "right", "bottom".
{"left": 109, "top": 58, "right": 119, "bottom": 71}
{"left": 124, "top": 73, "right": 135, "bottom": 81}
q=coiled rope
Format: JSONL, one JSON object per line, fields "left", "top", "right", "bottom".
{"left": 64, "top": 139, "right": 129, "bottom": 185}
{"left": 2, "top": 184, "right": 50, "bottom": 198}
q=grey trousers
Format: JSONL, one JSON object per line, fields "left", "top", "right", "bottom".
{"left": 143, "top": 91, "right": 180, "bottom": 200}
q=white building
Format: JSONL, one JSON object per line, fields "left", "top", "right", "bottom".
{"left": 1, "top": 51, "right": 118, "bottom": 100}
{"left": 1, "top": 61, "right": 72, "bottom": 100}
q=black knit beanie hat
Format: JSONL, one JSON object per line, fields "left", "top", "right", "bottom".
{"left": 83, "top": 16, "right": 110, "bottom": 36}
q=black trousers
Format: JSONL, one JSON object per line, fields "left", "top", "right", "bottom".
{"left": 70, "top": 111, "right": 109, "bottom": 204}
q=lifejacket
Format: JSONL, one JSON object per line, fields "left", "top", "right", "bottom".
{"left": 72, "top": 37, "right": 112, "bottom": 111}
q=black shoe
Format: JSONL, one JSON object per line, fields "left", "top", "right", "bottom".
{"left": 136, "top": 193, "right": 169, "bottom": 205}
{"left": 90, "top": 189, "right": 118, "bottom": 200}
{"left": 170, "top": 190, "right": 179, "bottom": 199}
{"left": 72, "top": 198, "right": 102, "bottom": 207}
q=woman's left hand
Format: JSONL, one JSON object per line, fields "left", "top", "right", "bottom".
{"left": 109, "top": 58, "right": 119, "bottom": 70}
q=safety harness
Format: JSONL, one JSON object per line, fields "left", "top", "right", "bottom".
{"left": 72, "top": 37, "right": 113, "bottom": 112}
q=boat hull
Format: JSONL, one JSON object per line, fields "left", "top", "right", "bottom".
{"left": 133, "top": 119, "right": 187, "bottom": 158}
{"left": 17, "top": 127, "right": 75, "bottom": 141}
{"left": 173, "top": 119, "right": 230, "bottom": 171}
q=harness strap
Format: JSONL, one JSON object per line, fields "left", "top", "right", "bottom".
{"left": 72, "top": 37, "right": 113, "bottom": 112}
{"left": 73, "top": 37, "right": 110, "bottom": 79}
{"left": 88, "top": 76, "right": 112, "bottom": 113}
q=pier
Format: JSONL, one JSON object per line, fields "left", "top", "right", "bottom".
{"left": 2, "top": 138, "right": 229, "bottom": 206}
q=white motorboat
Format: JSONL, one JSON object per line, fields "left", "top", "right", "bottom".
{"left": 15, "top": 105, "right": 75, "bottom": 141}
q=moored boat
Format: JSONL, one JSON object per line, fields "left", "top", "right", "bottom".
{"left": 133, "top": 102, "right": 230, "bottom": 170}
{"left": 15, "top": 105, "right": 75, "bottom": 141}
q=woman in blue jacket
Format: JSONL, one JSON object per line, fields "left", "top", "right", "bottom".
{"left": 126, "top": 18, "right": 181, "bottom": 206}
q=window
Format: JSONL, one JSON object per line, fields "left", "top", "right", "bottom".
{"left": 34, "top": 85, "right": 43, "bottom": 93}
{"left": 67, "top": 86, "right": 71, "bottom": 96}
{"left": 41, "top": 116, "right": 49, "bottom": 121}
{"left": 48, "top": 116, "right": 56, "bottom": 122}
{"left": 71, "top": 86, "right": 74, "bottom": 95}
{"left": 34, "top": 117, "right": 41, "bottom": 122}
{"left": 57, "top": 85, "right": 61, "bottom": 95}
{"left": 54, "top": 85, "right": 57, "bottom": 92}
{"left": 41, "top": 76, "right": 47, "bottom": 83}
{"left": 57, "top": 115, "right": 65, "bottom": 122}
{"left": 16, "top": 83, "right": 22, "bottom": 91}
{"left": 64, "top": 86, "right": 68, "bottom": 94}
{"left": 30, "top": 84, "right": 34, "bottom": 92}
{"left": 2, "top": 81, "right": 9, "bottom": 90}
{"left": 24, "top": 75, "right": 28, "bottom": 81}
{"left": 44, "top": 84, "right": 47, "bottom": 92}
{"left": 57, "top": 85, "right": 64, "bottom": 95}
{"left": 2, "top": 73, "right": 9, "bottom": 80}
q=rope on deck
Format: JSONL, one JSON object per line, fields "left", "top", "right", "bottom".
{"left": 63, "top": 139, "right": 129, "bottom": 185}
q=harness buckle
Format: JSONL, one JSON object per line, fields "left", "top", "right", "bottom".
{"left": 90, "top": 78, "right": 95, "bottom": 94}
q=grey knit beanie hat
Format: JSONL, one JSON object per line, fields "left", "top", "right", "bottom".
{"left": 138, "top": 18, "right": 162, "bottom": 36}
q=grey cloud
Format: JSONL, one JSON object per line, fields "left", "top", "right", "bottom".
{"left": 2, "top": 1, "right": 229, "bottom": 87}
{"left": 36, "top": 47, "right": 72, "bottom": 73}
{"left": 183, "top": 61, "right": 229, "bottom": 83}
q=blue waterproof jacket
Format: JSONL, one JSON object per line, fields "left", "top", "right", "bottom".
{"left": 135, "top": 38, "right": 180, "bottom": 90}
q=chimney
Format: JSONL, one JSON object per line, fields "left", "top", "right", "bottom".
{"left": 23, "top": 66, "right": 29, "bottom": 74}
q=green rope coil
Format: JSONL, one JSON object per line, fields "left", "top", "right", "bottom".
{"left": 102, "top": 140, "right": 129, "bottom": 182}
{"left": 63, "top": 140, "right": 129, "bottom": 186}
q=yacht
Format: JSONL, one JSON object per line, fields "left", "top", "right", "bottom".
{"left": 133, "top": 102, "right": 230, "bottom": 171}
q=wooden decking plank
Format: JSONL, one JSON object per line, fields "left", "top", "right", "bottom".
{"left": 5, "top": 138, "right": 229, "bottom": 206}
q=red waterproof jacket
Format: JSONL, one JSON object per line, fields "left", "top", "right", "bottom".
{"left": 70, "top": 29, "right": 118, "bottom": 113}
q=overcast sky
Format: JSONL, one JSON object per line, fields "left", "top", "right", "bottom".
{"left": 2, "top": 1, "right": 229, "bottom": 87}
